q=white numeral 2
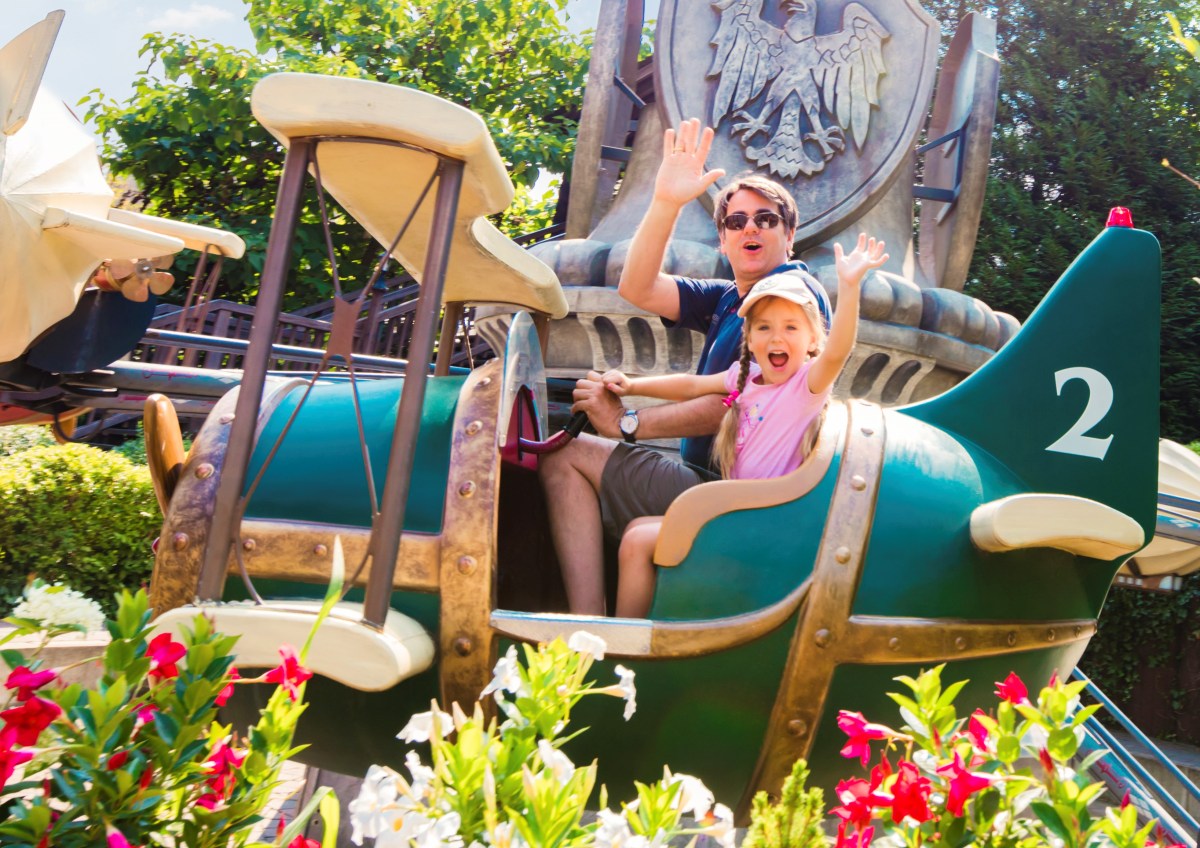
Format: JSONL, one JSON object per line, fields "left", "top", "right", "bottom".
{"left": 1045, "top": 367, "right": 1114, "bottom": 460}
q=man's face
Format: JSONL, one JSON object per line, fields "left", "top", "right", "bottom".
{"left": 717, "top": 189, "right": 796, "bottom": 290}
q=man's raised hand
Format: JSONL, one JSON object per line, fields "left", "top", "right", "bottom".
{"left": 655, "top": 118, "right": 726, "bottom": 209}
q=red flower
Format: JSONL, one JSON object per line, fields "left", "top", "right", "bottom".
{"left": 1038, "top": 747, "right": 1056, "bottom": 779}
{"left": 107, "top": 750, "right": 130, "bottom": 770}
{"left": 139, "top": 764, "right": 155, "bottom": 790}
{"left": 837, "top": 710, "right": 892, "bottom": 766}
{"left": 215, "top": 668, "right": 240, "bottom": 707}
{"left": 277, "top": 817, "right": 321, "bottom": 848}
{"left": 147, "top": 633, "right": 187, "bottom": 682}
{"left": 205, "top": 736, "right": 247, "bottom": 797}
{"left": 1, "top": 696, "right": 62, "bottom": 745}
{"left": 937, "top": 751, "right": 995, "bottom": 816}
{"left": 836, "top": 822, "right": 874, "bottom": 848}
{"left": 5, "top": 667, "right": 57, "bottom": 701}
{"left": 889, "top": 761, "right": 933, "bottom": 824}
{"left": 832, "top": 778, "right": 876, "bottom": 829}
{"left": 994, "top": 672, "right": 1029, "bottom": 704}
{"left": 0, "top": 728, "right": 33, "bottom": 791}
{"left": 106, "top": 824, "right": 140, "bottom": 848}
{"left": 196, "top": 793, "right": 222, "bottom": 810}
{"left": 966, "top": 709, "right": 990, "bottom": 750}
{"left": 263, "top": 645, "right": 312, "bottom": 702}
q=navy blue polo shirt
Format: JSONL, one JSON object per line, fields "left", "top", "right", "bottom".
{"left": 664, "top": 261, "right": 826, "bottom": 469}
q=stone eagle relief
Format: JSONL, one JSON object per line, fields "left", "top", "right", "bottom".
{"left": 708, "top": 0, "right": 889, "bottom": 179}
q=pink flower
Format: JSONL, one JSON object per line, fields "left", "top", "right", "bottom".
{"left": 106, "top": 825, "right": 140, "bottom": 848}
{"left": 837, "top": 710, "right": 892, "bottom": 766}
{"left": 836, "top": 822, "right": 874, "bottom": 848}
{"left": 205, "top": 736, "right": 247, "bottom": 797}
{"left": 937, "top": 751, "right": 995, "bottom": 815}
{"left": 966, "top": 709, "right": 990, "bottom": 750}
{"left": 1, "top": 695, "right": 62, "bottom": 745}
{"left": 889, "top": 760, "right": 933, "bottom": 824}
{"left": 215, "top": 668, "right": 240, "bottom": 707}
{"left": 263, "top": 646, "right": 312, "bottom": 702}
{"left": 5, "top": 667, "right": 57, "bottom": 701}
{"left": 0, "top": 728, "right": 33, "bottom": 791}
{"left": 1038, "top": 747, "right": 1056, "bottom": 779}
{"left": 195, "top": 792, "right": 222, "bottom": 810}
{"left": 147, "top": 633, "right": 186, "bottom": 682}
{"left": 994, "top": 672, "right": 1029, "bottom": 704}
{"left": 277, "top": 817, "right": 321, "bottom": 848}
{"left": 832, "top": 778, "right": 876, "bottom": 829}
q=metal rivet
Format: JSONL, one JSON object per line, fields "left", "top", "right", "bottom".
{"left": 814, "top": 629, "right": 832, "bottom": 648}
{"left": 954, "top": 636, "right": 967, "bottom": 651}
{"left": 219, "top": 413, "right": 235, "bottom": 424}
{"left": 861, "top": 427, "right": 874, "bottom": 436}
{"left": 457, "top": 555, "right": 477, "bottom": 575}
{"left": 314, "top": 544, "right": 328, "bottom": 557}
{"left": 195, "top": 463, "right": 215, "bottom": 479}
{"left": 850, "top": 474, "right": 866, "bottom": 491}
{"left": 172, "top": 532, "right": 189, "bottom": 551}
{"left": 1046, "top": 628, "right": 1056, "bottom": 642}
{"left": 465, "top": 420, "right": 483, "bottom": 436}
{"left": 453, "top": 637, "right": 472, "bottom": 656}
{"left": 787, "top": 718, "right": 808, "bottom": 737}
{"left": 1006, "top": 631, "right": 1017, "bottom": 646}
{"left": 242, "top": 539, "right": 256, "bottom": 552}
{"left": 458, "top": 481, "right": 476, "bottom": 497}
{"left": 888, "top": 637, "right": 901, "bottom": 652}
{"left": 834, "top": 546, "right": 851, "bottom": 564}
{"left": 1074, "top": 625, "right": 1083, "bottom": 637}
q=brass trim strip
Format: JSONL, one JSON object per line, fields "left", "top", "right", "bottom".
{"left": 655, "top": 403, "right": 847, "bottom": 567}
{"left": 438, "top": 360, "right": 504, "bottom": 709}
{"left": 842, "top": 615, "right": 1096, "bottom": 663}
{"left": 742, "top": 400, "right": 885, "bottom": 812}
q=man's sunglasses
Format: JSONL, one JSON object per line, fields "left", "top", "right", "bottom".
{"left": 721, "top": 211, "right": 785, "bottom": 231}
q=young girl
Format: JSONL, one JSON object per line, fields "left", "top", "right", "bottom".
{"left": 601, "top": 233, "right": 887, "bottom": 617}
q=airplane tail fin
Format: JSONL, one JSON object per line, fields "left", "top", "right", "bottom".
{"left": 903, "top": 210, "right": 1161, "bottom": 538}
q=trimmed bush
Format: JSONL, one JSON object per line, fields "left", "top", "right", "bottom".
{"left": 0, "top": 425, "right": 56, "bottom": 458}
{"left": 0, "top": 443, "right": 159, "bottom": 617}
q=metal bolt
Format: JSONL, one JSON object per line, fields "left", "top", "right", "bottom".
{"left": 453, "top": 637, "right": 472, "bottom": 656}
{"left": 314, "top": 544, "right": 328, "bottom": 557}
{"left": 195, "top": 463, "right": 215, "bottom": 479}
{"left": 954, "top": 636, "right": 967, "bottom": 651}
{"left": 888, "top": 637, "right": 901, "bottom": 652}
{"left": 457, "top": 555, "right": 477, "bottom": 575}
{"left": 458, "top": 481, "right": 476, "bottom": 497}
{"left": 219, "top": 413, "right": 235, "bottom": 424}
{"left": 172, "top": 532, "right": 189, "bottom": 551}
{"left": 1074, "top": 625, "right": 1083, "bottom": 637}
{"left": 787, "top": 718, "right": 808, "bottom": 737}
{"left": 465, "top": 420, "right": 483, "bottom": 436}
{"left": 1046, "top": 628, "right": 1056, "bottom": 642}
{"left": 1007, "top": 631, "right": 1017, "bottom": 646}
{"left": 861, "top": 427, "right": 874, "bottom": 436}
{"left": 242, "top": 538, "right": 256, "bottom": 552}
{"left": 814, "top": 628, "right": 832, "bottom": 648}
{"left": 834, "top": 546, "right": 851, "bottom": 564}
{"left": 850, "top": 474, "right": 866, "bottom": 491}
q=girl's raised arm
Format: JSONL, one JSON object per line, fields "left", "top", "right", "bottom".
{"left": 601, "top": 369, "right": 727, "bottom": 402}
{"left": 808, "top": 234, "right": 887, "bottom": 395}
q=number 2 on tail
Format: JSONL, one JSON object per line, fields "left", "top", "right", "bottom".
{"left": 1045, "top": 367, "right": 1113, "bottom": 460}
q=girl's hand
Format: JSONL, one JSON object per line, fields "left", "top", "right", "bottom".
{"left": 601, "top": 369, "right": 633, "bottom": 396}
{"left": 834, "top": 233, "right": 888, "bottom": 290}
{"left": 654, "top": 118, "right": 726, "bottom": 208}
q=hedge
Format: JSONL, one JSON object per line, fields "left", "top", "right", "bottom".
{"left": 0, "top": 442, "right": 159, "bottom": 617}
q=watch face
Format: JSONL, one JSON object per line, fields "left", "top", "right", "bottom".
{"left": 620, "top": 411, "right": 638, "bottom": 434}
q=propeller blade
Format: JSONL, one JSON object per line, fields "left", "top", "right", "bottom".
{"left": 148, "top": 271, "right": 174, "bottom": 295}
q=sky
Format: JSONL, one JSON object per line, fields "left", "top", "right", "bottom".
{"left": 8, "top": 0, "right": 613, "bottom": 125}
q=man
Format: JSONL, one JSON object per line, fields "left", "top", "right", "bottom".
{"left": 539, "top": 118, "right": 827, "bottom": 615}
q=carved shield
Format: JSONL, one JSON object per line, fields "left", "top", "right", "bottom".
{"left": 656, "top": 0, "right": 939, "bottom": 247}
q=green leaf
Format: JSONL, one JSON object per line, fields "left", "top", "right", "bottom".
{"left": 1032, "top": 801, "right": 1071, "bottom": 842}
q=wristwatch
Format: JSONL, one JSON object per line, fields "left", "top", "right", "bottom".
{"left": 619, "top": 408, "right": 640, "bottom": 443}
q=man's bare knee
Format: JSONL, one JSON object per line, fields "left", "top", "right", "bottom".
{"left": 538, "top": 433, "right": 616, "bottom": 491}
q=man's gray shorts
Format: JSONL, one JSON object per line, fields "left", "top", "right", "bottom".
{"left": 598, "top": 443, "right": 719, "bottom": 540}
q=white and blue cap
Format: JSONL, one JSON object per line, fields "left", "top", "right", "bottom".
{"left": 737, "top": 268, "right": 832, "bottom": 332}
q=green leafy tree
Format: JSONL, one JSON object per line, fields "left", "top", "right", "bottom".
{"left": 922, "top": 0, "right": 1200, "bottom": 442}
{"left": 86, "top": 0, "right": 588, "bottom": 308}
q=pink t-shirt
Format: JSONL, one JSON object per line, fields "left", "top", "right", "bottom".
{"left": 723, "top": 360, "right": 830, "bottom": 479}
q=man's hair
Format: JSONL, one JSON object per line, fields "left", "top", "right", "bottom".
{"left": 713, "top": 173, "right": 799, "bottom": 233}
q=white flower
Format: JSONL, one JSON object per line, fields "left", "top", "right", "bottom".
{"left": 537, "top": 739, "right": 576, "bottom": 784}
{"left": 349, "top": 764, "right": 404, "bottom": 844}
{"left": 376, "top": 810, "right": 463, "bottom": 848}
{"left": 625, "top": 830, "right": 669, "bottom": 848}
{"left": 406, "top": 750, "right": 437, "bottom": 800}
{"left": 666, "top": 769, "right": 714, "bottom": 819}
{"left": 593, "top": 809, "right": 633, "bottom": 848}
{"left": 480, "top": 645, "right": 526, "bottom": 700}
{"left": 12, "top": 582, "right": 104, "bottom": 633}
{"left": 703, "top": 803, "right": 737, "bottom": 848}
{"left": 488, "top": 821, "right": 530, "bottom": 848}
{"left": 613, "top": 665, "right": 636, "bottom": 720}
{"left": 567, "top": 630, "right": 607, "bottom": 659}
{"left": 398, "top": 708, "right": 455, "bottom": 743}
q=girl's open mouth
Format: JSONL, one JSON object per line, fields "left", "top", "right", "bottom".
{"left": 768, "top": 352, "right": 789, "bottom": 368}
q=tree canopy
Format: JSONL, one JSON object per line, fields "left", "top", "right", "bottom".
{"left": 923, "top": 0, "right": 1200, "bottom": 442}
{"left": 86, "top": 0, "right": 589, "bottom": 307}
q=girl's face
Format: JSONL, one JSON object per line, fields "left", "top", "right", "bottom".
{"left": 746, "top": 297, "right": 818, "bottom": 386}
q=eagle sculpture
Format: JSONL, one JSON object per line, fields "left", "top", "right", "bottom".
{"left": 708, "top": 0, "right": 889, "bottom": 179}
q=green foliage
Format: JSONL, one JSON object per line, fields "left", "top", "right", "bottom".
{"left": 85, "top": 0, "right": 589, "bottom": 309}
{"left": 0, "top": 444, "right": 159, "bottom": 617}
{"left": 0, "top": 425, "right": 56, "bottom": 458}
{"left": 921, "top": 0, "right": 1200, "bottom": 442}
{"left": 743, "top": 759, "right": 827, "bottom": 848}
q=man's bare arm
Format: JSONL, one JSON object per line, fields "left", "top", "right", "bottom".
{"left": 633, "top": 393, "right": 727, "bottom": 440}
